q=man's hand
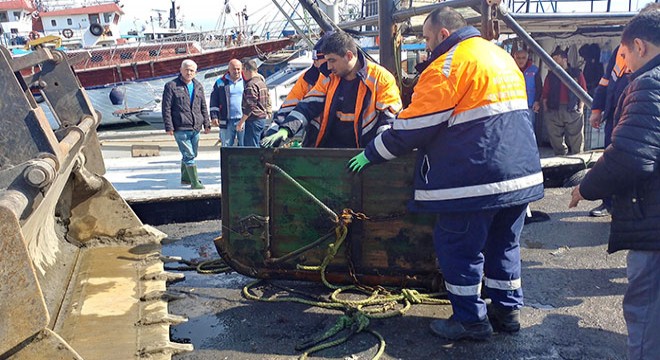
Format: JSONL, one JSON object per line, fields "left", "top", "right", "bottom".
{"left": 261, "top": 128, "right": 289, "bottom": 148}
{"left": 589, "top": 111, "right": 603, "bottom": 129}
{"left": 236, "top": 120, "right": 245, "bottom": 132}
{"left": 204, "top": 127, "right": 211, "bottom": 134}
{"left": 569, "top": 185, "right": 584, "bottom": 208}
{"left": 532, "top": 101, "right": 541, "bottom": 113}
{"left": 347, "top": 152, "right": 370, "bottom": 173}
{"left": 167, "top": 130, "right": 174, "bottom": 136}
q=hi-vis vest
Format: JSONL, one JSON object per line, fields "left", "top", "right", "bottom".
{"left": 365, "top": 27, "right": 544, "bottom": 212}
{"left": 281, "top": 52, "right": 402, "bottom": 148}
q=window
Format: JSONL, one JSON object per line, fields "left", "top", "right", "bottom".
{"left": 0, "top": 12, "right": 9, "bottom": 22}
{"left": 148, "top": 49, "right": 160, "bottom": 57}
{"left": 51, "top": 19, "right": 57, "bottom": 26}
{"left": 13, "top": 11, "right": 21, "bottom": 20}
{"left": 119, "top": 52, "right": 133, "bottom": 60}
{"left": 89, "top": 14, "right": 100, "bottom": 24}
{"left": 90, "top": 54, "right": 104, "bottom": 62}
{"left": 67, "top": 18, "right": 72, "bottom": 25}
{"left": 103, "top": 13, "right": 112, "bottom": 23}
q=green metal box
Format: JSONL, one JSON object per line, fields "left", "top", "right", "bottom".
{"left": 216, "top": 148, "right": 441, "bottom": 289}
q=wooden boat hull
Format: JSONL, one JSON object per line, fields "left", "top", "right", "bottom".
{"left": 217, "top": 148, "right": 442, "bottom": 290}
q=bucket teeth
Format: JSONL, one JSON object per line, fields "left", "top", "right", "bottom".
{"left": 137, "top": 313, "right": 188, "bottom": 326}
{"left": 141, "top": 290, "right": 185, "bottom": 302}
{"left": 159, "top": 255, "right": 183, "bottom": 263}
{"left": 142, "top": 271, "right": 186, "bottom": 283}
{"left": 138, "top": 342, "right": 194, "bottom": 358}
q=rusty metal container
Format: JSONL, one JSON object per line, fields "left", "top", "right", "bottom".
{"left": 216, "top": 147, "right": 442, "bottom": 290}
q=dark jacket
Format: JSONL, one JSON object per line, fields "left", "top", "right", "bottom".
{"left": 580, "top": 53, "right": 660, "bottom": 253}
{"left": 544, "top": 67, "right": 584, "bottom": 111}
{"left": 242, "top": 73, "right": 271, "bottom": 121}
{"left": 591, "top": 46, "right": 630, "bottom": 124}
{"left": 209, "top": 73, "right": 244, "bottom": 129}
{"left": 364, "top": 26, "right": 543, "bottom": 213}
{"left": 162, "top": 76, "right": 210, "bottom": 132}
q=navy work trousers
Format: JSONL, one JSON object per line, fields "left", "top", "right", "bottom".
{"left": 433, "top": 204, "right": 527, "bottom": 324}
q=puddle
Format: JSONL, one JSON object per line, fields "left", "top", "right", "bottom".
{"left": 172, "top": 315, "right": 228, "bottom": 347}
{"left": 162, "top": 243, "right": 201, "bottom": 260}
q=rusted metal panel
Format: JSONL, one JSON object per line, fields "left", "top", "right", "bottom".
{"left": 218, "top": 148, "right": 441, "bottom": 289}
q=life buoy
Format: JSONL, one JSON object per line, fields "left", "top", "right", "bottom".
{"left": 62, "top": 28, "right": 74, "bottom": 39}
{"left": 89, "top": 23, "right": 104, "bottom": 36}
{"left": 28, "top": 31, "right": 40, "bottom": 40}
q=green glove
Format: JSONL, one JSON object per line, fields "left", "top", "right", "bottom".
{"left": 261, "top": 128, "right": 289, "bottom": 148}
{"left": 347, "top": 151, "right": 370, "bottom": 173}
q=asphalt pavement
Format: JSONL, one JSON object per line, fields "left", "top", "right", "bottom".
{"left": 156, "top": 188, "right": 625, "bottom": 360}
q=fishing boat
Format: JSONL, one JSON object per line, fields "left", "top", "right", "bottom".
{"left": 19, "top": 1, "right": 296, "bottom": 126}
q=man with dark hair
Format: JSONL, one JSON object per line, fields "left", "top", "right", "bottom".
{"left": 542, "top": 47, "right": 588, "bottom": 155}
{"left": 237, "top": 58, "right": 271, "bottom": 147}
{"left": 349, "top": 7, "right": 543, "bottom": 341}
{"left": 570, "top": 9, "right": 660, "bottom": 359}
{"left": 261, "top": 31, "right": 402, "bottom": 148}
{"left": 587, "top": 2, "right": 660, "bottom": 217}
{"left": 263, "top": 32, "right": 332, "bottom": 147}
{"left": 162, "top": 59, "right": 211, "bottom": 190}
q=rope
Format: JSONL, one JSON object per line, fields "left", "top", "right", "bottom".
{"left": 239, "top": 164, "right": 451, "bottom": 359}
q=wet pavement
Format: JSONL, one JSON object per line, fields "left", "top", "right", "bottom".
{"left": 156, "top": 187, "right": 626, "bottom": 360}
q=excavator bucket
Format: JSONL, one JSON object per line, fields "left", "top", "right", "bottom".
{"left": 217, "top": 147, "right": 442, "bottom": 290}
{"left": 0, "top": 46, "right": 191, "bottom": 359}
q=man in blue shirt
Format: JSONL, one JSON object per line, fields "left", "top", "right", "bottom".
{"left": 210, "top": 59, "right": 245, "bottom": 147}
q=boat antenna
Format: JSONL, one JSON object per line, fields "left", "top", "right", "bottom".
{"left": 169, "top": 0, "right": 177, "bottom": 29}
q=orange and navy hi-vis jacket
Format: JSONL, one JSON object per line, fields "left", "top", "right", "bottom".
{"left": 264, "top": 64, "right": 328, "bottom": 146}
{"left": 280, "top": 51, "right": 402, "bottom": 148}
{"left": 364, "top": 26, "right": 544, "bottom": 212}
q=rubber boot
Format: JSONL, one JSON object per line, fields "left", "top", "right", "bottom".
{"left": 185, "top": 165, "right": 205, "bottom": 189}
{"left": 180, "top": 163, "right": 191, "bottom": 185}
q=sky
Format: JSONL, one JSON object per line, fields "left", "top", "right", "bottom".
{"left": 117, "top": 0, "right": 279, "bottom": 33}
{"left": 116, "top": 0, "right": 653, "bottom": 34}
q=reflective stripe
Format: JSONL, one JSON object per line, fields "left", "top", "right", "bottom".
{"left": 210, "top": 106, "right": 220, "bottom": 112}
{"left": 337, "top": 112, "right": 355, "bottom": 122}
{"left": 415, "top": 172, "right": 543, "bottom": 201}
{"left": 393, "top": 108, "right": 453, "bottom": 130}
{"left": 442, "top": 45, "right": 458, "bottom": 77}
{"left": 307, "top": 89, "right": 325, "bottom": 97}
{"left": 219, "top": 119, "right": 227, "bottom": 126}
{"left": 266, "top": 123, "right": 279, "bottom": 131}
{"left": 282, "top": 99, "right": 299, "bottom": 107}
{"left": 321, "top": 77, "right": 331, "bottom": 85}
{"left": 304, "top": 97, "right": 325, "bottom": 103}
{"left": 362, "top": 116, "right": 377, "bottom": 135}
{"left": 598, "top": 78, "right": 609, "bottom": 87}
{"left": 610, "top": 69, "right": 619, "bottom": 81}
{"left": 376, "top": 124, "right": 390, "bottom": 134}
{"left": 278, "top": 107, "right": 293, "bottom": 116}
{"left": 445, "top": 281, "right": 482, "bottom": 296}
{"left": 449, "top": 99, "right": 528, "bottom": 127}
{"left": 484, "top": 277, "right": 521, "bottom": 291}
{"left": 374, "top": 133, "right": 396, "bottom": 160}
{"left": 309, "top": 119, "right": 320, "bottom": 130}
{"left": 288, "top": 110, "right": 307, "bottom": 123}
{"left": 364, "top": 75, "right": 377, "bottom": 86}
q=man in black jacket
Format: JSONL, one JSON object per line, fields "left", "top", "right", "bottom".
{"left": 569, "top": 9, "right": 660, "bottom": 359}
{"left": 162, "top": 59, "right": 211, "bottom": 189}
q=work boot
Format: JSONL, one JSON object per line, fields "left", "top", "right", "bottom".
{"left": 589, "top": 203, "right": 610, "bottom": 217}
{"left": 185, "top": 165, "right": 205, "bottom": 190}
{"left": 429, "top": 316, "right": 492, "bottom": 341}
{"left": 180, "top": 163, "right": 191, "bottom": 185}
{"left": 487, "top": 303, "right": 520, "bottom": 333}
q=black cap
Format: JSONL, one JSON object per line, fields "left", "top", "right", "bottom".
{"left": 551, "top": 46, "right": 568, "bottom": 58}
